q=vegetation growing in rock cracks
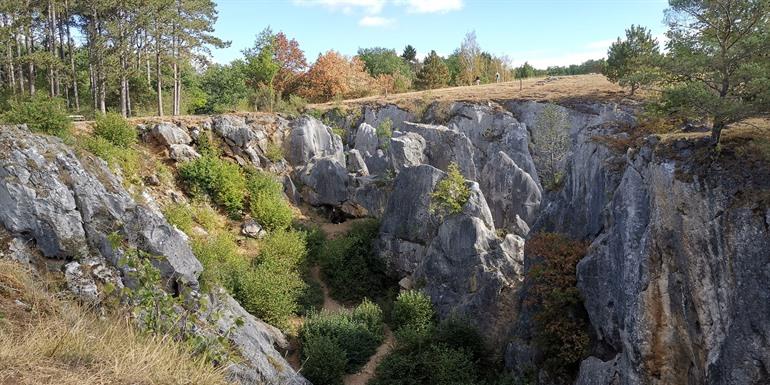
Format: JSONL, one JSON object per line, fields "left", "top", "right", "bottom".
{"left": 376, "top": 117, "right": 394, "bottom": 150}
{"left": 430, "top": 162, "right": 471, "bottom": 215}
{"left": 370, "top": 291, "right": 515, "bottom": 385}
{"left": 81, "top": 113, "right": 142, "bottom": 185}
{"left": 524, "top": 232, "right": 590, "bottom": 383}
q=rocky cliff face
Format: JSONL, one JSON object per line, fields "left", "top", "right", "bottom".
{"left": 2, "top": 96, "right": 768, "bottom": 385}
{"left": 0, "top": 124, "right": 308, "bottom": 385}
{"left": 572, "top": 137, "right": 770, "bottom": 385}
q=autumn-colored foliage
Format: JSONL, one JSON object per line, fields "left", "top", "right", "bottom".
{"left": 525, "top": 233, "right": 590, "bottom": 383}
{"left": 272, "top": 32, "right": 308, "bottom": 96}
{"left": 298, "top": 51, "right": 375, "bottom": 102}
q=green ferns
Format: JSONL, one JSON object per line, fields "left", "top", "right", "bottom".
{"left": 430, "top": 162, "right": 470, "bottom": 215}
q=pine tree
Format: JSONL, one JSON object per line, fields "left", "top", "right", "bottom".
{"left": 415, "top": 50, "right": 449, "bottom": 90}
{"left": 605, "top": 24, "right": 661, "bottom": 95}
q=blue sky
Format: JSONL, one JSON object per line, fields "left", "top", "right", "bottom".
{"left": 211, "top": 0, "right": 669, "bottom": 68}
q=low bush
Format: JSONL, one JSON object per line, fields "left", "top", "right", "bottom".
{"left": 318, "top": 219, "right": 394, "bottom": 303}
{"left": 234, "top": 229, "right": 308, "bottom": 328}
{"left": 93, "top": 112, "right": 137, "bottom": 148}
{"left": 297, "top": 274, "right": 324, "bottom": 316}
{"left": 369, "top": 343, "right": 478, "bottom": 385}
{"left": 192, "top": 232, "right": 248, "bottom": 293}
{"left": 525, "top": 232, "right": 590, "bottom": 383}
{"left": 178, "top": 153, "right": 247, "bottom": 216}
{"left": 263, "top": 142, "right": 284, "bottom": 162}
{"left": 430, "top": 162, "right": 470, "bottom": 216}
{"left": 163, "top": 201, "right": 225, "bottom": 237}
{"left": 1, "top": 94, "right": 71, "bottom": 137}
{"left": 391, "top": 290, "right": 434, "bottom": 333}
{"left": 301, "top": 335, "right": 347, "bottom": 385}
{"left": 376, "top": 118, "right": 393, "bottom": 150}
{"left": 300, "top": 301, "right": 385, "bottom": 374}
{"left": 246, "top": 171, "right": 293, "bottom": 231}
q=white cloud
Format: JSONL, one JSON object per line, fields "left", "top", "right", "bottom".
{"left": 359, "top": 15, "right": 395, "bottom": 26}
{"left": 396, "top": 0, "right": 463, "bottom": 13}
{"left": 293, "top": 0, "right": 386, "bottom": 15}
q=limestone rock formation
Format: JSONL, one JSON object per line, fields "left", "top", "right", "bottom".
{"left": 0, "top": 124, "right": 307, "bottom": 385}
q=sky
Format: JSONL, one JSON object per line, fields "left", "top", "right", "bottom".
{"left": 211, "top": 0, "right": 670, "bottom": 69}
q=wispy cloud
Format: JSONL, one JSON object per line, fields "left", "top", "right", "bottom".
{"left": 359, "top": 15, "right": 395, "bottom": 27}
{"left": 396, "top": 0, "right": 463, "bottom": 13}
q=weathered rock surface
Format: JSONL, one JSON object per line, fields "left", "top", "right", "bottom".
{"left": 480, "top": 151, "right": 541, "bottom": 235}
{"left": 169, "top": 144, "right": 201, "bottom": 162}
{"left": 346, "top": 149, "right": 370, "bottom": 176}
{"left": 363, "top": 104, "right": 415, "bottom": 131}
{"left": 297, "top": 156, "right": 349, "bottom": 206}
{"left": 573, "top": 139, "right": 770, "bottom": 385}
{"left": 286, "top": 115, "right": 344, "bottom": 166}
{"left": 211, "top": 114, "right": 292, "bottom": 168}
{"left": 389, "top": 131, "right": 426, "bottom": 172}
{"left": 399, "top": 122, "right": 478, "bottom": 179}
{"left": 0, "top": 124, "right": 307, "bottom": 385}
{"left": 377, "top": 164, "right": 523, "bottom": 348}
{"left": 151, "top": 122, "right": 192, "bottom": 146}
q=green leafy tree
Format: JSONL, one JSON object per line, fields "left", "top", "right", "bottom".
{"left": 430, "top": 162, "right": 470, "bottom": 215}
{"left": 415, "top": 50, "right": 450, "bottom": 90}
{"left": 357, "top": 47, "right": 413, "bottom": 90}
{"left": 515, "top": 61, "right": 536, "bottom": 79}
{"left": 197, "top": 62, "right": 249, "bottom": 113}
{"left": 661, "top": 0, "right": 770, "bottom": 144}
{"left": 605, "top": 24, "right": 662, "bottom": 95}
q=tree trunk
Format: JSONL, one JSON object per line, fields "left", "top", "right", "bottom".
{"left": 156, "top": 39, "right": 163, "bottom": 117}
{"left": 47, "top": 0, "right": 56, "bottom": 97}
{"left": 65, "top": 0, "right": 79, "bottom": 111}
{"left": 711, "top": 119, "right": 725, "bottom": 146}
{"left": 16, "top": 31, "right": 24, "bottom": 95}
{"left": 25, "top": 24, "right": 35, "bottom": 95}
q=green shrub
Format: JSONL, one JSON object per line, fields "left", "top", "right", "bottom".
{"left": 301, "top": 335, "right": 346, "bottom": 385}
{"left": 192, "top": 232, "right": 248, "bottom": 293}
{"left": 163, "top": 203, "right": 195, "bottom": 235}
{"left": 236, "top": 263, "right": 304, "bottom": 328}
{"left": 1, "top": 95, "right": 71, "bottom": 137}
{"left": 246, "top": 171, "right": 293, "bottom": 231}
{"left": 369, "top": 344, "right": 477, "bottom": 385}
{"left": 525, "top": 233, "right": 590, "bottom": 382}
{"left": 178, "top": 154, "right": 247, "bottom": 216}
{"left": 93, "top": 112, "right": 137, "bottom": 148}
{"left": 233, "top": 229, "right": 308, "bottom": 328}
{"left": 391, "top": 290, "right": 434, "bottom": 333}
{"left": 297, "top": 275, "right": 324, "bottom": 316}
{"left": 351, "top": 298, "right": 384, "bottom": 339}
{"left": 376, "top": 118, "right": 393, "bottom": 150}
{"left": 430, "top": 162, "right": 470, "bottom": 216}
{"left": 300, "top": 301, "right": 385, "bottom": 373}
{"left": 263, "top": 142, "right": 284, "bottom": 162}
{"left": 318, "top": 219, "right": 394, "bottom": 302}
{"left": 250, "top": 192, "right": 293, "bottom": 232}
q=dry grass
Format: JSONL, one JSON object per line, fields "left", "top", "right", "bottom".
{"left": 309, "top": 74, "right": 640, "bottom": 114}
{"left": 0, "top": 260, "right": 229, "bottom": 385}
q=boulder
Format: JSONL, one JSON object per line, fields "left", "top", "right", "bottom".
{"left": 389, "top": 132, "right": 426, "bottom": 172}
{"left": 297, "top": 156, "right": 348, "bottom": 206}
{"left": 241, "top": 219, "right": 266, "bottom": 239}
{"left": 353, "top": 123, "right": 379, "bottom": 156}
{"left": 169, "top": 144, "right": 201, "bottom": 162}
{"left": 286, "top": 115, "right": 344, "bottom": 166}
{"left": 346, "top": 149, "right": 369, "bottom": 176}
{"left": 363, "top": 104, "right": 415, "bottom": 131}
{"left": 0, "top": 125, "right": 202, "bottom": 288}
{"left": 399, "top": 122, "right": 477, "bottom": 179}
{"left": 151, "top": 122, "right": 192, "bottom": 146}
